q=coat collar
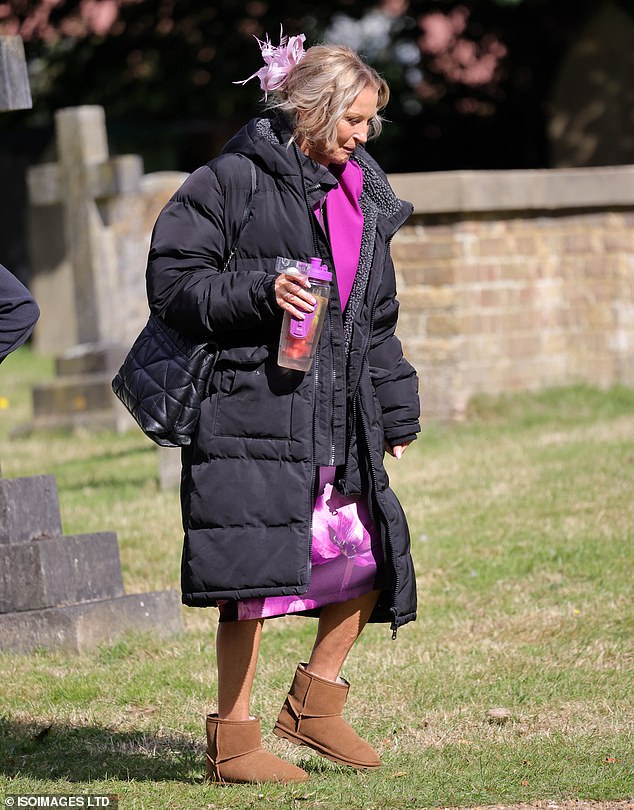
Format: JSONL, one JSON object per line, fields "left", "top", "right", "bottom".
{"left": 222, "top": 113, "right": 338, "bottom": 206}
{"left": 354, "top": 146, "right": 413, "bottom": 237}
{"left": 222, "top": 114, "right": 413, "bottom": 234}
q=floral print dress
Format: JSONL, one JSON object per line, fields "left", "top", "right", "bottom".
{"left": 220, "top": 159, "right": 383, "bottom": 622}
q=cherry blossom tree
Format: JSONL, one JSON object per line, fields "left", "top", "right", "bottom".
{"left": 0, "top": 0, "right": 138, "bottom": 40}
{"left": 1, "top": 0, "right": 631, "bottom": 172}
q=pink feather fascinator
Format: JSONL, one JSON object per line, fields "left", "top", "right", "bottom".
{"left": 235, "top": 26, "right": 306, "bottom": 98}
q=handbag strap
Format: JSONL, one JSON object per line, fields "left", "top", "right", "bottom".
{"left": 222, "top": 154, "right": 257, "bottom": 272}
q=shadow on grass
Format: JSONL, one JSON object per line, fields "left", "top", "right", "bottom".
{"left": 0, "top": 717, "right": 347, "bottom": 784}
{"left": 0, "top": 716, "right": 202, "bottom": 783}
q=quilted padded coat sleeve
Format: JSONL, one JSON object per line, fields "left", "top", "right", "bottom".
{"left": 0, "top": 264, "right": 40, "bottom": 363}
{"left": 146, "top": 159, "right": 278, "bottom": 339}
{"left": 368, "top": 252, "right": 420, "bottom": 445}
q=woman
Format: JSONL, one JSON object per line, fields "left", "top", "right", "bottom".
{"left": 146, "top": 33, "right": 420, "bottom": 785}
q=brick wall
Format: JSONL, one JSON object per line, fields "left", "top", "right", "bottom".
{"left": 389, "top": 166, "right": 634, "bottom": 419}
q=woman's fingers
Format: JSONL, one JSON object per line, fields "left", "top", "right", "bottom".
{"left": 274, "top": 273, "right": 317, "bottom": 319}
{"left": 384, "top": 440, "right": 413, "bottom": 459}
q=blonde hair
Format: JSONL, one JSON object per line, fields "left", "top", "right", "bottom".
{"left": 269, "top": 45, "right": 389, "bottom": 151}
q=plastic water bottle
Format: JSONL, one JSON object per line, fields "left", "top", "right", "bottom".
{"left": 278, "top": 257, "right": 332, "bottom": 372}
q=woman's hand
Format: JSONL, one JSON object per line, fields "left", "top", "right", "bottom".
{"left": 384, "top": 440, "right": 413, "bottom": 459}
{"left": 275, "top": 273, "right": 316, "bottom": 320}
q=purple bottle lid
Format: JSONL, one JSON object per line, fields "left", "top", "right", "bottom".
{"left": 307, "top": 257, "right": 332, "bottom": 283}
{"left": 287, "top": 259, "right": 331, "bottom": 339}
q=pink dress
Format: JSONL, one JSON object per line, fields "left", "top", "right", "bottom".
{"left": 222, "top": 160, "right": 382, "bottom": 622}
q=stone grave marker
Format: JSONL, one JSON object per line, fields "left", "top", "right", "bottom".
{"left": 158, "top": 447, "right": 182, "bottom": 490}
{"left": 0, "top": 471, "right": 183, "bottom": 653}
{"left": 1, "top": 42, "right": 182, "bottom": 650}
{"left": 0, "top": 36, "right": 32, "bottom": 111}
{"left": 26, "top": 105, "right": 186, "bottom": 433}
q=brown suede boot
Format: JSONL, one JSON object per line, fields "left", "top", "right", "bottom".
{"left": 205, "top": 714, "right": 309, "bottom": 784}
{"left": 273, "top": 664, "right": 381, "bottom": 769}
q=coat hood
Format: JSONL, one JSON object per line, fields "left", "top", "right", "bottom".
{"left": 222, "top": 113, "right": 337, "bottom": 208}
{"left": 222, "top": 113, "right": 412, "bottom": 232}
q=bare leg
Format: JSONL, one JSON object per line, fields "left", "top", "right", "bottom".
{"left": 216, "top": 617, "right": 263, "bottom": 720}
{"left": 306, "top": 590, "right": 380, "bottom": 681}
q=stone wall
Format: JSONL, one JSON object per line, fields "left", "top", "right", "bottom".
{"left": 390, "top": 166, "right": 634, "bottom": 419}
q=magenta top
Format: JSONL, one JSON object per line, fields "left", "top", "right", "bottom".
{"left": 315, "top": 159, "right": 364, "bottom": 309}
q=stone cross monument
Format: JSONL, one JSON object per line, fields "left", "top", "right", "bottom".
{"left": 27, "top": 105, "right": 186, "bottom": 431}
{"left": 28, "top": 106, "right": 146, "bottom": 349}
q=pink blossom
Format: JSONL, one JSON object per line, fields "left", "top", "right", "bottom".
{"left": 453, "top": 39, "right": 477, "bottom": 67}
{"left": 418, "top": 12, "right": 456, "bottom": 55}
{"left": 419, "top": 6, "right": 468, "bottom": 55}
{"left": 80, "top": 0, "right": 119, "bottom": 37}
{"left": 6, "top": 0, "right": 141, "bottom": 42}
{"left": 418, "top": 6, "right": 507, "bottom": 91}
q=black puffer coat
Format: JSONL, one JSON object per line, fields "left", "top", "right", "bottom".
{"left": 0, "top": 264, "right": 40, "bottom": 363}
{"left": 146, "top": 114, "right": 420, "bottom": 634}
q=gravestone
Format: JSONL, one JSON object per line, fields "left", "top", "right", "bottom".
{"left": 0, "top": 36, "right": 31, "bottom": 296}
{"left": 0, "top": 471, "right": 183, "bottom": 652}
{"left": 1, "top": 44, "right": 182, "bottom": 650}
{"left": 29, "top": 106, "right": 142, "bottom": 348}
{"left": 27, "top": 105, "right": 187, "bottom": 432}
{"left": 158, "top": 446, "right": 182, "bottom": 490}
{"left": 30, "top": 341, "right": 131, "bottom": 433}
{"left": 0, "top": 36, "right": 32, "bottom": 111}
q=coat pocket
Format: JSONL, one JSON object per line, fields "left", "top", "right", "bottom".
{"left": 214, "top": 357, "right": 301, "bottom": 440}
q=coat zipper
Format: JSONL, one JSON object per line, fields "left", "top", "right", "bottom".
{"left": 340, "top": 239, "right": 386, "bottom": 489}
{"left": 293, "top": 143, "right": 323, "bottom": 587}
{"left": 305, "top": 344, "right": 320, "bottom": 585}
{"left": 357, "top": 394, "right": 401, "bottom": 639}
{"left": 328, "top": 308, "right": 337, "bottom": 466}
{"left": 373, "top": 242, "right": 402, "bottom": 637}
{"left": 355, "top": 239, "right": 401, "bottom": 637}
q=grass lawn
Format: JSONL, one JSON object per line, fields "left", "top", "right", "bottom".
{"left": 0, "top": 346, "right": 632, "bottom": 809}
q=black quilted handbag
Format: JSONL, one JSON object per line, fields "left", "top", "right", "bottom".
{"left": 112, "top": 315, "right": 217, "bottom": 447}
{"left": 112, "top": 155, "right": 256, "bottom": 447}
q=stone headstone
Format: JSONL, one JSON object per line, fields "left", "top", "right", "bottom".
{"left": 0, "top": 471, "right": 183, "bottom": 653}
{"left": 158, "top": 447, "right": 182, "bottom": 490}
{"left": 28, "top": 106, "right": 187, "bottom": 353}
{"left": 0, "top": 591, "right": 183, "bottom": 653}
{"left": 0, "top": 475, "right": 62, "bottom": 543}
{"left": 28, "top": 106, "right": 143, "bottom": 349}
{"left": 30, "top": 341, "right": 130, "bottom": 433}
{"left": 0, "top": 36, "right": 32, "bottom": 111}
{"left": 0, "top": 533, "right": 124, "bottom": 613}
{"left": 26, "top": 105, "right": 186, "bottom": 435}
